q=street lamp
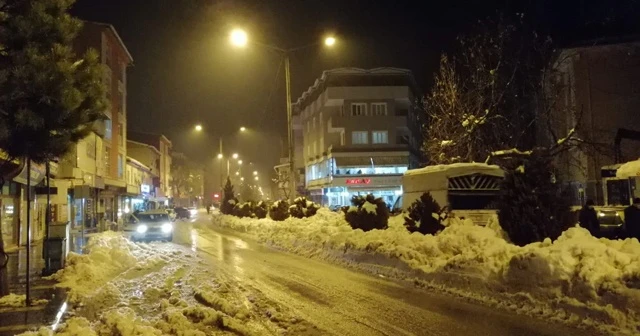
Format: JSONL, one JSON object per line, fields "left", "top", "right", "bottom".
{"left": 254, "top": 176, "right": 259, "bottom": 181}
{"left": 217, "top": 153, "right": 223, "bottom": 159}
{"left": 238, "top": 160, "right": 243, "bottom": 165}
{"left": 324, "top": 36, "right": 336, "bottom": 46}
{"left": 230, "top": 29, "right": 248, "bottom": 47}
{"left": 195, "top": 124, "right": 203, "bottom": 132}
{"left": 240, "top": 126, "right": 247, "bottom": 132}
{"left": 232, "top": 153, "right": 239, "bottom": 159}
{"left": 253, "top": 171, "right": 258, "bottom": 176}
{"left": 235, "top": 171, "right": 240, "bottom": 176}
{"left": 231, "top": 29, "right": 336, "bottom": 201}
{"left": 240, "top": 177, "right": 245, "bottom": 181}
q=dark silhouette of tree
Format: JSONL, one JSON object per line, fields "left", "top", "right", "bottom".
{"left": 0, "top": 0, "right": 107, "bottom": 298}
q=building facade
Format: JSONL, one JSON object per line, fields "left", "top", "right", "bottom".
{"left": 124, "top": 157, "right": 155, "bottom": 213}
{"left": 292, "top": 68, "right": 423, "bottom": 207}
{"left": 548, "top": 39, "right": 640, "bottom": 205}
{"left": 126, "top": 133, "right": 173, "bottom": 206}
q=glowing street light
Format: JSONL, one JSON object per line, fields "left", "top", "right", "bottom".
{"left": 324, "top": 36, "right": 336, "bottom": 47}
{"left": 253, "top": 171, "right": 258, "bottom": 176}
{"left": 217, "top": 153, "right": 223, "bottom": 159}
{"left": 238, "top": 160, "right": 243, "bottom": 165}
{"left": 232, "top": 153, "right": 239, "bottom": 159}
{"left": 240, "top": 177, "right": 245, "bottom": 181}
{"left": 230, "top": 29, "right": 248, "bottom": 47}
{"left": 194, "top": 124, "right": 203, "bottom": 132}
{"left": 235, "top": 171, "right": 240, "bottom": 176}
{"left": 254, "top": 176, "right": 259, "bottom": 181}
{"left": 240, "top": 126, "right": 246, "bottom": 132}
{"left": 230, "top": 29, "right": 338, "bottom": 201}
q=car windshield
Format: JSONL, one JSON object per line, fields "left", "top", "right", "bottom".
{"left": 136, "top": 213, "right": 169, "bottom": 222}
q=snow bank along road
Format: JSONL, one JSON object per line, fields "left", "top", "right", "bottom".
{"left": 24, "top": 212, "right": 601, "bottom": 336}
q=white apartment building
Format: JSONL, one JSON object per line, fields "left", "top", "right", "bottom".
{"left": 292, "top": 68, "right": 423, "bottom": 207}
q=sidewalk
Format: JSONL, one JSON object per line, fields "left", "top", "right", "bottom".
{"left": 0, "top": 243, "right": 66, "bottom": 336}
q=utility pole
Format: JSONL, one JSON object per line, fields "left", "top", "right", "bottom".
{"left": 284, "top": 54, "right": 296, "bottom": 202}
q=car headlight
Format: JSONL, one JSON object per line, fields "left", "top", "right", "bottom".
{"left": 189, "top": 209, "right": 197, "bottom": 216}
{"left": 136, "top": 224, "right": 148, "bottom": 233}
{"left": 161, "top": 223, "right": 173, "bottom": 233}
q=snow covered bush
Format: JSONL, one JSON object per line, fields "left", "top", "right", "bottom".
{"left": 220, "top": 177, "right": 238, "bottom": 215}
{"left": 252, "top": 201, "right": 268, "bottom": 219}
{"left": 342, "top": 194, "right": 389, "bottom": 232}
{"left": 289, "top": 197, "right": 320, "bottom": 218}
{"left": 269, "top": 200, "right": 290, "bottom": 221}
{"left": 404, "top": 192, "right": 446, "bottom": 235}
{"left": 232, "top": 202, "right": 253, "bottom": 218}
{"left": 497, "top": 156, "right": 573, "bottom": 246}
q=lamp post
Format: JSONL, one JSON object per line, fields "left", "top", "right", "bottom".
{"left": 230, "top": 29, "right": 336, "bottom": 201}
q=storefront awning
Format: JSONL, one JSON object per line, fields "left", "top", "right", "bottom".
{"left": 334, "top": 156, "right": 408, "bottom": 166}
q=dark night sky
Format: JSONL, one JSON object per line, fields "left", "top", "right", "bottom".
{"left": 71, "top": 0, "right": 639, "bottom": 178}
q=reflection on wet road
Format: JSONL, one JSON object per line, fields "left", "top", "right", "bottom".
{"left": 188, "top": 214, "right": 599, "bottom": 336}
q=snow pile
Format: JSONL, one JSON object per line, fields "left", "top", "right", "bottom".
{"left": 212, "top": 209, "right": 640, "bottom": 333}
{"left": 0, "top": 293, "right": 47, "bottom": 307}
{"left": 48, "top": 231, "right": 172, "bottom": 303}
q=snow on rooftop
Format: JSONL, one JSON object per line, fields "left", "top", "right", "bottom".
{"left": 404, "top": 162, "right": 504, "bottom": 177}
{"left": 616, "top": 158, "right": 640, "bottom": 178}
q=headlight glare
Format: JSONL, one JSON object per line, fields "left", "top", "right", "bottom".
{"left": 136, "top": 224, "right": 148, "bottom": 233}
{"left": 161, "top": 223, "right": 173, "bottom": 233}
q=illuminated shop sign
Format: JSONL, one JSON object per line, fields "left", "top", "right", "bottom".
{"left": 346, "top": 178, "right": 371, "bottom": 185}
{"left": 336, "top": 176, "right": 402, "bottom": 187}
{"left": 141, "top": 184, "right": 151, "bottom": 193}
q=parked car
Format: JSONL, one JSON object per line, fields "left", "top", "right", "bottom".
{"left": 124, "top": 210, "right": 173, "bottom": 242}
{"left": 174, "top": 207, "right": 190, "bottom": 219}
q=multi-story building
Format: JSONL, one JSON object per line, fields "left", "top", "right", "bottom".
{"left": 124, "top": 156, "right": 155, "bottom": 213}
{"left": 127, "top": 132, "right": 173, "bottom": 206}
{"left": 292, "top": 68, "right": 423, "bottom": 207}
{"left": 54, "top": 22, "right": 133, "bottom": 228}
{"left": 546, "top": 38, "right": 640, "bottom": 205}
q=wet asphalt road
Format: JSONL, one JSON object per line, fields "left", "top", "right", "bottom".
{"left": 187, "top": 213, "right": 601, "bottom": 336}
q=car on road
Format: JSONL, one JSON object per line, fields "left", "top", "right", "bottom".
{"left": 188, "top": 207, "right": 198, "bottom": 217}
{"left": 124, "top": 210, "right": 174, "bottom": 242}
{"left": 174, "top": 207, "right": 191, "bottom": 219}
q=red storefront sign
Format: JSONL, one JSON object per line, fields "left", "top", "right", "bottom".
{"left": 345, "top": 178, "right": 371, "bottom": 185}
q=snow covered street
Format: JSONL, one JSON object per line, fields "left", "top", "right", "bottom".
{"left": 19, "top": 212, "right": 605, "bottom": 336}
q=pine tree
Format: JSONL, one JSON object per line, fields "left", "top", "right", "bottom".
{"left": 497, "top": 154, "right": 572, "bottom": 246}
{"left": 0, "top": 0, "right": 107, "bottom": 298}
{"left": 404, "top": 192, "right": 445, "bottom": 235}
{"left": 220, "top": 177, "right": 238, "bottom": 215}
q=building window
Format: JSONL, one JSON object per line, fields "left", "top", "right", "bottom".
{"left": 351, "top": 131, "right": 368, "bottom": 144}
{"left": 104, "top": 119, "right": 112, "bottom": 140}
{"left": 105, "top": 146, "right": 112, "bottom": 173}
{"left": 312, "top": 117, "right": 316, "bottom": 130}
{"left": 312, "top": 141, "right": 317, "bottom": 156}
{"left": 340, "top": 132, "right": 345, "bottom": 145}
{"left": 103, "top": 66, "right": 112, "bottom": 99}
{"left": 372, "top": 131, "right": 389, "bottom": 144}
{"left": 371, "top": 103, "right": 388, "bottom": 116}
{"left": 351, "top": 103, "right": 367, "bottom": 116}
{"left": 118, "top": 123, "right": 124, "bottom": 147}
{"left": 118, "top": 154, "right": 124, "bottom": 178}
{"left": 86, "top": 138, "right": 96, "bottom": 159}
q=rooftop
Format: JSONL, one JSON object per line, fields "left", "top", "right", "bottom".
{"left": 292, "top": 67, "right": 421, "bottom": 112}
